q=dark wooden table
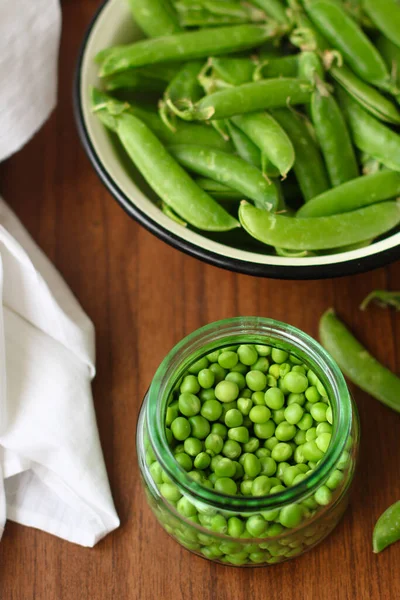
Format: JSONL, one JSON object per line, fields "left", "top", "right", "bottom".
{"left": 0, "top": 1, "right": 399, "bottom": 598}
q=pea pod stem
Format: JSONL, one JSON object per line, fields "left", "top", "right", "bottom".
{"left": 373, "top": 501, "right": 400, "bottom": 553}
{"left": 239, "top": 200, "right": 400, "bottom": 250}
{"left": 360, "top": 291, "right": 400, "bottom": 311}
{"left": 319, "top": 309, "right": 400, "bottom": 414}
{"left": 98, "top": 23, "right": 284, "bottom": 76}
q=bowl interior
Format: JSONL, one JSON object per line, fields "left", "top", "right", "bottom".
{"left": 79, "top": 0, "right": 400, "bottom": 272}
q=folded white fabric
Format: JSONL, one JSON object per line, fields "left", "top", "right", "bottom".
{"left": 0, "top": 200, "right": 120, "bottom": 546}
{"left": 0, "top": 0, "right": 119, "bottom": 545}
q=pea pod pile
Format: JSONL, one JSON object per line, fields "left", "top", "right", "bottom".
{"left": 93, "top": 0, "right": 400, "bottom": 255}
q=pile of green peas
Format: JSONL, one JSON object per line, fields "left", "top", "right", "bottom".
{"left": 143, "top": 342, "right": 353, "bottom": 565}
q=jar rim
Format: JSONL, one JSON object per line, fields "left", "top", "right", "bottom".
{"left": 147, "top": 316, "right": 353, "bottom": 511}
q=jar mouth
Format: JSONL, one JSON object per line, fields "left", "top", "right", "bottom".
{"left": 147, "top": 317, "right": 352, "bottom": 512}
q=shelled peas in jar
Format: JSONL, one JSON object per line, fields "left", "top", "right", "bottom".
{"left": 139, "top": 336, "right": 358, "bottom": 566}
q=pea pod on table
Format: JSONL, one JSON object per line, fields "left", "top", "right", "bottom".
{"left": 360, "top": 290, "right": 400, "bottom": 311}
{"left": 98, "top": 23, "right": 284, "bottom": 76}
{"left": 373, "top": 501, "right": 400, "bottom": 553}
{"left": 319, "top": 309, "right": 400, "bottom": 414}
{"left": 168, "top": 144, "right": 279, "bottom": 210}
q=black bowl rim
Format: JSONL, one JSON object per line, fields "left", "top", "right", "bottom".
{"left": 73, "top": 0, "right": 400, "bottom": 280}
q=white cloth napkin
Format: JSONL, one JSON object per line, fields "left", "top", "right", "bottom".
{"left": 0, "top": 0, "right": 120, "bottom": 546}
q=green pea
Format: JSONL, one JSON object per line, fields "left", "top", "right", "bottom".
{"left": 166, "top": 404, "right": 179, "bottom": 426}
{"left": 188, "top": 470, "right": 204, "bottom": 483}
{"left": 251, "top": 357, "right": 270, "bottom": 372}
{"left": 211, "top": 423, "right": 227, "bottom": 438}
{"left": 283, "top": 465, "right": 302, "bottom": 487}
{"left": 284, "top": 403, "right": 304, "bottom": 425}
{"left": 294, "top": 430, "right": 307, "bottom": 445}
{"left": 205, "top": 433, "right": 224, "bottom": 454}
{"left": 246, "top": 370, "right": 267, "bottom": 391}
{"left": 215, "top": 457, "right": 236, "bottom": 478}
{"left": 278, "top": 378, "right": 289, "bottom": 395}
{"left": 230, "top": 362, "right": 248, "bottom": 374}
{"left": 266, "top": 374, "right": 278, "bottom": 387}
{"left": 269, "top": 363, "right": 281, "bottom": 379}
{"left": 237, "top": 397, "right": 253, "bottom": 415}
{"left": 272, "top": 408, "right": 286, "bottom": 424}
{"left": 249, "top": 405, "right": 271, "bottom": 424}
{"left": 271, "top": 442, "right": 293, "bottom": 462}
{"left": 199, "top": 388, "right": 216, "bottom": 401}
{"left": 283, "top": 371, "right": 309, "bottom": 394}
{"left": 265, "top": 387, "right": 285, "bottom": 409}
{"left": 292, "top": 365, "right": 306, "bottom": 375}
{"left": 276, "top": 461, "right": 290, "bottom": 479}
{"left": 228, "top": 516, "right": 245, "bottom": 537}
{"left": 337, "top": 450, "right": 350, "bottom": 470}
{"left": 178, "top": 392, "right": 201, "bottom": 417}
{"left": 228, "top": 426, "right": 250, "bottom": 443}
{"left": 201, "top": 399, "right": 222, "bottom": 422}
{"left": 250, "top": 391, "right": 264, "bottom": 406}
{"left": 255, "top": 344, "right": 272, "bottom": 356}
{"left": 218, "top": 350, "right": 239, "bottom": 369}
{"left": 220, "top": 401, "right": 237, "bottom": 420}
{"left": 256, "top": 447, "right": 271, "bottom": 458}
{"left": 198, "top": 368, "right": 215, "bottom": 389}
{"left": 180, "top": 374, "right": 201, "bottom": 394}
{"left": 175, "top": 452, "right": 193, "bottom": 472}
{"left": 240, "top": 480, "right": 253, "bottom": 495}
{"left": 241, "top": 388, "right": 253, "bottom": 398}
{"left": 264, "top": 436, "right": 279, "bottom": 450}
{"left": 297, "top": 413, "right": 313, "bottom": 431}
{"left": 268, "top": 477, "right": 281, "bottom": 488}
{"left": 237, "top": 344, "right": 258, "bottom": 365}
{"left": 287, "top": 392, "right": 306, "bottom": 406}
{"left": 189, "top": 415, "right": 211, "bottom": 439}
{"left": 270, "top": 484, "right": 286, "bottom": 494}
{"left": 305, "top": 386, "right": 321, "bottom": 403}
{"left": 314, "top": 485, "right": 332, "bottom": 506}
{"left": 206, "top": 350, "right": 221, "bottom": 363}
{"left": 257, "top": 456, "right": 275, "bottom": 476}
{"left": 252, "top": 475, "right": 272, "bottom": 496}
{"left": 307, "top": 370, "right": 319, "bottom": 386}
{"left": 225, "top": 371, "right": 246, "bottom": 390}
{"left": 149, "top": 461, "right": 163, "bottom": 484}
{"left": 233, "top": 461, "right": 244, "bottom": 480}
{"left": 246, "top": 515, "right": 268, "bottom": 536}
{"left": 254, "top": 420, "right": 276, "bottom": 439}
{"left": 294, "top": 445, "right": 307, "bottom": 464}
{"left": 209, "top": 363, "right": 227, "bottom": 384}
{"left": 222, "top": 439, "right": 242, "bottom": 459}
{"left": 165, "top": 428, "right": 173, "bottom": 445}
{"left": 316, "top": 432, "right": 332, "bottom": 453}
{"left": 189, "top": 356, "right": 209, "bottom": 374}
{"left": 177, "top": 497, "right": 197, "bottom": 517}
{"left": 275, "top": 421, "right": 296, "bottom": 441}
{"left": 215, "top": 380, "right": 240, "bottom": 403}
{"left": 267, "top": 523, "right": 285, "bottom": 537}
{"left": 305, "top": 427, "right": 317, "bottom": 442}
{"left": 171, "top": 416, "right": 191, "bottom": 441}
{"left": 326, "top": 469, "right": 344, "bottom": 490}
{"left": 279, "top": 504, "right": 303, "bottom": 528}
{"left": 194, "top": 451, "right": 211, "bottom": 470}
{"left": 214, "top": 477, "right": 237, "bottom": 495}
{"left": 160, "top": 483, "right": 182, "bottom": 503}
{"left": 225, "top": 408, "right": 244, "bottom": 428}
{"left": 302, "top": 441, "right": 324, "bottom": 462}
{"left": 184, "top": 437, "right": 203, "bottom": 456}
{"left": 243, "top": 437, "right": 260, "bottom": 453}
{"left": 243, "top": 454, "right": 261, "bottom": 478}
{"left": 310, "top": 402, "right": 328, "bottom": 422}
{"left": 326, "top": 405, "right": 333, "bottom": 424}
{"left": 292, "top": 473, "right": 307, "bottom": 486}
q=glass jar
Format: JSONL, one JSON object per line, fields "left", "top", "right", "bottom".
{"left": 137, "top": 317, "right": 359, "bottom": 566}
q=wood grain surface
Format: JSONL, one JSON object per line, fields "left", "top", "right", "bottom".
{"left": 0, "top": 1, "right": 399, "bottom": 598}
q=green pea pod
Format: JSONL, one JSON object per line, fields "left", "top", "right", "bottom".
{"left": 297, "top": 171, "right": 400, "bottom": 217}
{"left": 232, "top": 112, "right": 295, "bottom": 177}
{"left": 373, "top": 501, "right": 400, "bottom": 553}
{"left": 226, "top": 121, "right": 262, "bottom": 168}
{"left": 254, "top": 55, "right": 299, "bottom": 79}
{"left": 363, "top": 0, "right": 400, "bottom": 50}
{"left": 319, "top": 308, "right": 400, "bottom": 414}
{"left": 160, "top": 61, "right": 204, "bottom": 129}
{"left": 261, "top": 155, "right": 281, "bottom": 178}
{"left": 115, "top": 114, "right": 239, "bottom": 231}
{"left": 127, "top": 0, "right": 182, "bottom": 37}
{"left": 361, "top": 290, "right": 400, "bottom": 311}
{"left": 175, "top": 3, "right": 265, "bottom": 27}
{"left": 195, "top": 177, "right": 245, "bottom": 201}
{"left": 270, "top": 108, "right": 330, "bottom": 201}
{"left": 161, "top": 202, "right": 187, "bottom": 226}
{"left": 376, "top": 35, "right": 400, "bottom": 89}
{"left": 330, "top": 64, "right": 400, "bottom": 125}
{"left": 310, "top": 83, "right": 359, "bottom": 187}
{"left": 91, "top": 88, "right": 234, "bottom": 152}
{"left": 98, "top": 23, "right": 284, "bottom": 76}
{"left": 338, "top": 88, "right": 400, "bottom": 171}
{"left": 303, "top": 0, "right": 393, "bottom": 91}
{"left": 210, "top": 57, "right": 257, "bottom": 85}
{"left": 171, "top": 78, "right": 313, "bottom": 120}
{"left": 297, "top": 50, "right": 325, "bottom": 82}
{"left": 250, "top": 0, "right": 290, "bottom": 25}
{"left": 168, "top": 144, "right": 279, "bottom": 210}
{"left": 239, "top": 200, "right": 400, "bottom": 250}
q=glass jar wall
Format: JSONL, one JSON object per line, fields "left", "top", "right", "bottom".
{"left": 137, "top": 317, "right": 359, "bottom": 566}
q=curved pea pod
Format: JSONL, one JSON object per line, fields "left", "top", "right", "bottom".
{"left": 160, "top": 61, "right": 204, "bottom": 129}
{"left": 171, "top": 78, "right": 313, "bottom": 121}
{"left": 210, "top": 57, "right": 257, "bottom": 85}
{"left": 303, "top": 0, "right": 393, "bottom": 91}
{"left": 175, "top": 1, "right": 267, "bottom": 26}
{"left": 270, "top": 108, "right": 330, "bottom": 201}
{"left": 330, "top": 64, "right": 400, "bottom": 125}
{"left": 232, "top": 112, "right": 295, "bottom": 177}
{"left": 363, "top": 0, "right": 400, "bottom": 51}
{"left": 338, "top": 88, "right": 400, "bottom": 172}
{"left": 297, "top": 171, "right": 400, "bottom": 217}
{"left": 91, "top": 88, "right": 234, "bottom": 152}
{"left": 103, "top": 64, "right": 180, "bottom": 92}
{"left": 98, "top": 23, "right": 284, "bottom": 76}
{"left": 195, "top": 178, "right": 244, "bottom": 201}
{"left": 319, "top": 309, "right": 400, "bottom": 414}
{"left": 250, "top": 0, "right": 290, "bottom": 25}
{"left": 127, "top": 0, "right": 182, "bottom": 37}
{"left": 373, "top": 501, "right": 400, "bottom": 553}
{"left": 361, "top": 290, "right": 400, "bottom": 311}
{"left": 376, "top": 35, "right": 400, "bottom": 89}
{"left": 239, "top": 200, "right": 400, "bottom": 250}
{"left": 310, "top": 83, "right": 358, "bottom": 187}
{"left": 168, "top": 144, "right": 279, "bottom": 211}
{"left": 226, "top": 121, "right": 262, "bottom": 169}
{"left": 115, "top": 113, "right": 240, "bottom": 231}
